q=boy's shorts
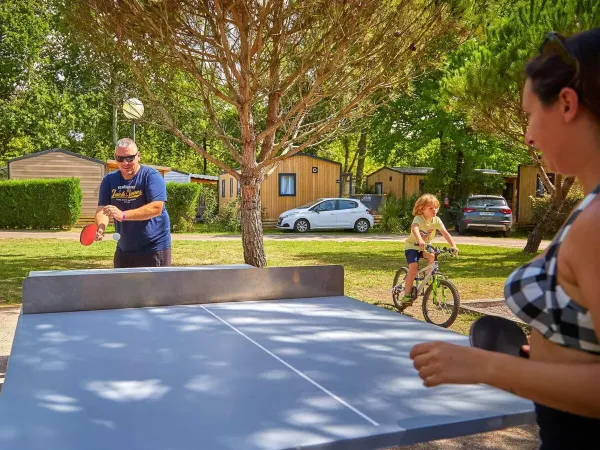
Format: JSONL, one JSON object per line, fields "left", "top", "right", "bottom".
{"left": 405, "top": 249, "right": 424, "bottom": 265}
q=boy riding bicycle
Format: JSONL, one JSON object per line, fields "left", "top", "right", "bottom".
{"left": 401, "top": 194, "right": 459, "bottom": 306}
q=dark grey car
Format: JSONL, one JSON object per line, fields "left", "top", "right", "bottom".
{"left": 457, "top": 195, "right": 513, "bottom": 237}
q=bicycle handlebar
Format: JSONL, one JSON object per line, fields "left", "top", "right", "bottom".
{"left": 414, "top": 243, "right": 456, "bottom": 256}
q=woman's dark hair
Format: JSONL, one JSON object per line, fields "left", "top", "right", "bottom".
{"left": 526, "top": 28, "right": 600, "bottom": 118}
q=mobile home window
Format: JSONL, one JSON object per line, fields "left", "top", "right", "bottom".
{"left": 221, "top": 179, "right": 225, "bottom": 197}
{"left": 237, "top": 181, "right": 240, "bottom": 196}
{"left": 279, "top": 173, "right": 296, "bottom": 196}
{"left": 230, "top": 178, "right": 233, "bottom": 196}
{"left": 375, "top": 182, "right": 383, "bottom": 195}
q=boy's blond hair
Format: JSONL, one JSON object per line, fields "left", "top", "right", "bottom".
{"left": 413, "top": 194, "right": 440, "bottom": 216}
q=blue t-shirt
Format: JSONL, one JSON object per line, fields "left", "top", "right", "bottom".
{"left": 98, "top": 166, "right": 171, "bottom": 253}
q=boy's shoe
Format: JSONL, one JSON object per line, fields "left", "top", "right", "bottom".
{"left": 401, "top": 294, "right": 414, "bottom": 305}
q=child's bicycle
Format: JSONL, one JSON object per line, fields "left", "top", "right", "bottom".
{"left": 391, "top": 244, "right": 460, "bottom": 328}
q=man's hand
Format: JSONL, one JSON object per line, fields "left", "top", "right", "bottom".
{"left": 451, "top": 246, "right": 459, "bottom": 256}
{"left": 103, "top": 205, "right": 124, "bottom": 222}
{"left": 418, "top": 240, "right": 426, "bottom": 251}
{"left": 95, "top": 227, "right": 105, "bottom": 242}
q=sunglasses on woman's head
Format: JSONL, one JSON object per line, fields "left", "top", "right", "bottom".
{"left": 115, "top": 152, "right": 138, "bottom": 163}
{"left": 539, "top": 31, "right": 581, "bottom": 87}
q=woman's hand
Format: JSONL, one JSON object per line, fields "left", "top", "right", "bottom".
{"left": 409, "top": 341, "right": 491, "bottom": 387}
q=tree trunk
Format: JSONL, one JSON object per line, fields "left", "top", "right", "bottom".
{"left": 524, "top": 176, "right": 575, "bottom": 253}
{"left": 240, "top": 171, "right": 267, "bottom": 267}
{"left": 452, "top": 149, "right": 464, "bottom": 201}
{"left": 354, "top": 130, "right": 368, "bottom": 194}
{"left": 203, "top": 135, "right": 207, "bottom": 174}
{"left": 342, "top": 136, "right": 350, "bottom": 172}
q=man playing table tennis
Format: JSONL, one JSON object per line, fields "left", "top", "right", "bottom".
{"left": 95, "top": 138, "right": 172, "bottom": 268}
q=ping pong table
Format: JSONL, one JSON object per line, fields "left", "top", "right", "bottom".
{"left": 0, "top": 265, "right": 535, "bottom": 449}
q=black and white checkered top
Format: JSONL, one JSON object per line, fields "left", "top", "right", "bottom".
{"left": 504, "top": 184, "right": 600, "bottom": 354}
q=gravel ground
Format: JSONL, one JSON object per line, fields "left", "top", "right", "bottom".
{"left": 0, "top": 306, "right": 20, "bottom": 392}
{"left": 0, "top": 305, "right": 539, "bottom": 448}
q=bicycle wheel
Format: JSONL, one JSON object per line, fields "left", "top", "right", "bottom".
{"left": 392, "top": 267, "right": 409, "bottom": 312}
{"left": 422, "top": 278, "right": 460, "bottom": 328}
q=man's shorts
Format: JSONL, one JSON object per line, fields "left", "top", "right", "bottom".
{"left": 114, "top": 247, "right": 172, "bottom": 268}
{"left": 405, "top": 249, "right": 424, "bottom": 265}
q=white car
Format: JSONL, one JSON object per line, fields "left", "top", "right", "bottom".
{"left": 277, "top": 198, "right": 374, "bottom": 233}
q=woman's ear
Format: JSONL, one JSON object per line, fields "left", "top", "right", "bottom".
{"left": 558, "top": 87, "right": 580, "bottom": 123}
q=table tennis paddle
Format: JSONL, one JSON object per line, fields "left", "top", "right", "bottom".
{"left": 470, "top": 315, "right": 529, "bottom": 358}
{"left": 79, "top": 225, "right": 120, "bottom": 246}
{"left": 80, "top": 223, "right": 98, "bottom": 246}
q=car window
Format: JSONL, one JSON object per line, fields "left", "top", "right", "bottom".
{"left": 467, "top": 198, "right": 507, "bottom": 207}
{"left": 338, "top": 200, "right": 358, "bottom": 210}
{"left": 318, "top": 200, "right": 337, "bottom": 211}
{"left": 300, "top": 199, "right": 324, "bottom": 208}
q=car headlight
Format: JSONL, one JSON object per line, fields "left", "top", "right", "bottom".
{"left": 282, "top": 211, "right": 299, "bottom": 219}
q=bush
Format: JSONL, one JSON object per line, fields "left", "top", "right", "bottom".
{"left": 166, "top": 182, "right": 202, "bottom": 232}
{"left": 380, "top": 194, "right": 419, "bottom": 233}
{"left": 531, "top": 183, "right": 584, "bottom": 239}
{"left": 0, "top": 178, "right": 82, "bottom": 229}
{"left": 198, "top": 184, "right": 219, "bottom": 222}
{"left": 209, "top": 196, "right": 241, "bottom": 232}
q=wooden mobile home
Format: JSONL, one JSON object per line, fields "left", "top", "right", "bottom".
{"left": 219, "top": 153, "right": 342, "bottom": 220}
{"left": 365, "top": 167, "right": 432, "bottom": 200}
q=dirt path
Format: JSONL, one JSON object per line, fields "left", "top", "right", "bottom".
{"left": 0, "top": 230, "right": 549, "bottom": 250}
{"left": 0, "top": 306, "right": 20, "bottom": 392}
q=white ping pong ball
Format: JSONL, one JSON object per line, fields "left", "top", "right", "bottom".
{"left": 113, "top": 233, "right": 121, "bottom": 241}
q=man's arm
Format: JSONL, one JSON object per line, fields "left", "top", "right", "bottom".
{"left": 103, "top": 201, "right": 164, "bottom": 222}
{"left": 96, "top": 177, "right": 111, "bottom": 240}
{"left": 95, "top": 206, "right": 109, "bottom": 240}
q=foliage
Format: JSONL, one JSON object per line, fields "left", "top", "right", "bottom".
{"left": 209, "top": 197, "right": 242, "bottom": 233}
{"left": 531, "top": 183, "right": 585, "bottom": 238}
{"left": 0, "top": 178, "right": 81, "bottom": 229}
{"left": 197, "top": 184, "right": 219, "bottom": 223}
{"left": 380, "top": 194, "right": 419, "bottom": 233}
{"left": 424, "top": 166, "right": 507, "bottom": 202}
{"left": 0, "top": 0, "right": 226, "bottom": 178}
{"left": 443, "top": 0, "right": 600, "bottom": 147}
{"left": 165, "top": 182, "right": 201, "bottom": 232}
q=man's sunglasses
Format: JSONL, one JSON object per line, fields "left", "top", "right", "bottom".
{"left": 539, "top": 32, "right": 580, "bottom": 88}
{"left": 115, "top": 152, "right": 138, "bottom": 163}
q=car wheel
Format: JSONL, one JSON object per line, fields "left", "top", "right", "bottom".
{"left": 458, "top": 222, "right": 466, "bottom": 236}
{"left": 354, "top": 219, "right": 370, "bottom": 233}
{"left": 294, "top": 219, "right": 310, "bottom": 233}
{"left": 503, "top": 228, "right": 512, "bottom": 238}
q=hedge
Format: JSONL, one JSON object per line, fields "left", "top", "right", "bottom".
{"left": 0, "top": 178, "right": 82, "bottom": 229}
{"left": 166, "top": 182, "right": 202, "bottom": 232}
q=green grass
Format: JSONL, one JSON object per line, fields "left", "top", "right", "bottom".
{"left": 0, "top": 239, "right": 537, "bottom": 335}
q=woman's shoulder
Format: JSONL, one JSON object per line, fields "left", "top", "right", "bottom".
{"left": 568, "top": 195, "right": 600, "bottom": 239}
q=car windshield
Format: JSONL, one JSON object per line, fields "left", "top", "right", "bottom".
{"left": 299, "top": 199, "right": 325, "bottom": 208}
{"left": 467, "top": 198, "right": 507, "bottom": 207}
